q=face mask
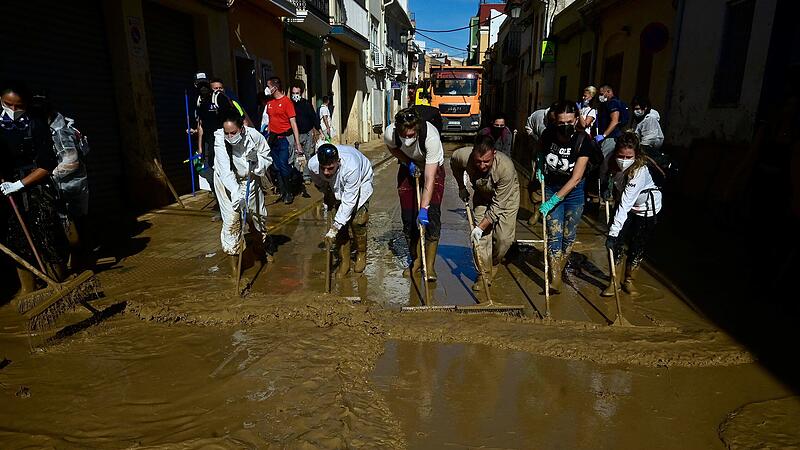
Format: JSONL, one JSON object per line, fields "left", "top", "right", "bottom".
{"left": 598, "top": 95, "right": 608, "bottom": 103}
{"left": 291, "top": 94, "right": 301, "bottom": 102}
{"left": 491, "top": 126, "right": 503, "bottom": 138}
{"left": 402, "top": 136, "right": 417, "bottom": 147}
{"left": 225, "top": 132, "right": 243, "bottom": 145}
{"left": 2, "top": 103, "right": 24, "bottom": 120}
{"left": 633, "top": 110, "right": 645, "bottom": 118}
{"left": 556, "top": 124, "right": 575, "bottom": 138}
{"left": 617, "top": 158, "right": 634, "bottom": 170}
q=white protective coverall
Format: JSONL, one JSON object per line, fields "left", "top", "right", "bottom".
{"left": 307, "top": 145, "right": 374, "bottom": 230}
{"left": 213, "top": 126, "right": 272, "bottom": 255}
{"left": 634, "top": 109, "right": 664, "bottom": 150}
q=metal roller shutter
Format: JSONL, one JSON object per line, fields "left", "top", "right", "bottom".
{"left": 143, "top": 1, "right": 198, "bottom": 195}
{"left": 0, "top": 0, "right": 125, "bottom": 215}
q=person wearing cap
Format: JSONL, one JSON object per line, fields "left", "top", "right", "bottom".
{"left": 213, "top": 110, "right": 273, "bottom": 279}
{"left": 194, "top": 72, "right": 236, "bottom": 193}
{"left": 451, "top": 134, "right": 520, "bottom": 291}
{"left": 265, "top": 76, "right": 302, "bottom": 205}
{"left": 308, "top": 144, "right": 373, "bottom": 277}
{"left": 209, "top": 77, "right": 253, "bottom": 127}
{"left": 383, "top": 107, "right": 445, "bottom": 281}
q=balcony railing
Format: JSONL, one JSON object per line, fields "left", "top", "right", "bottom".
{"left": 331, "top": 0, "right": 369, "bottom": 40}
{"left": 288, "top": 0, "right": 330, "bottom": 21}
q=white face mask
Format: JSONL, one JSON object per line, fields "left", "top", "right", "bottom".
{"left": 617, "top": 158, "right": 634, "bottom": 170}
{"left": 402, "top": 136, "right": 417, "bottom": 147}
{"left": 291, "top": 94, "right": 301, "bottom": 102}
{"left": 598, "top": 95, "right": 608, "bottom": 103}
{"left": 225, "top": 132, "right": 243, "bottom": 145}
{"left": 633, "top": 110, "right": 645, "bottom": 117}
{"left": 2, "top": 102, "right": 24, "bottom": 120}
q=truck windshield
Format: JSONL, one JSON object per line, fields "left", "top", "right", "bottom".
{"left": 432, "top": 78, "right": 478, "bottom": 96}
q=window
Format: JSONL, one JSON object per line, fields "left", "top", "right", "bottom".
{"left": 711, "top": 0, "right": 756, "bottom": 106}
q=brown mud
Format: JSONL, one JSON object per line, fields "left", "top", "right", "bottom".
{"left": 1, "top": 143, "right": 798, "bottom": 448}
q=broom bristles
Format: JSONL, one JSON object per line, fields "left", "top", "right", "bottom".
{"left": 17, "top": 287, "right": 56, "bottom": 314}
{"left": 25, "top": 271, "right": 100, "bottom": 332}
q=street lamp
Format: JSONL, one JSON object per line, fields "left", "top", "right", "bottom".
{"left": 509, "top": 3, "right": 521, "bottom": 19}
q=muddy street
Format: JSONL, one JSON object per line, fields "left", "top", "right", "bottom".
{"left": 1, "top": 142, "right": 799, "bottom": 449}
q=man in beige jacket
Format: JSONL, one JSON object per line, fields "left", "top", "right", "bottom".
{"left": 451, "top": 135, "right": 520, "bottom": 290}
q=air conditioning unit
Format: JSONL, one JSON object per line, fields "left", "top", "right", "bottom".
{"left": 371, "top": 47, "right": 384, "bottom": 68}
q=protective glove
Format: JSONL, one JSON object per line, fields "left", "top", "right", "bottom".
{"left": 417, "top": 207, "right": 429, "bottom": 226}
{"left": 470, "top": 226, "right": 483, "bottom": 244}
{"left": 595, "top": 134, "right": 605, "bottom": 143}
{"left": 0, "top": 180, "right": 24, "bottom": 196}
{"left": 408, "top": 161, "right": 418, "bottom": 177}
{"left": 605, "top": 235, "right": 617, "bottom": 250}
{"left": 539, "top": 193, "right": 562, "bottom": 216}
{"left": 458, "top": 185, "right": 470, "bottom": 202}
{"left": 324, "top": 227, "right": 337, "bottom": 246}
{"left": 535, "top": 166, "right": 544, "bottom": 183}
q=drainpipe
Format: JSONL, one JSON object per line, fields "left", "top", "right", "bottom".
{"left": 663, "top": 0, "right": 686, "bottom": 130}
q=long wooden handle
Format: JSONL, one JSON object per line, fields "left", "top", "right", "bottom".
{"left": 6, "top": 193, "right": 48, "bottom": 275}
{"left": 609, "top": 247, "right": 623, "bottom": 319}
{"left": 153, "top": 158, "right": 186, "bottom": 208}
{"left": 0, "top": 241, "right": 57, "bottom": 286}
{"left": 325, "top": 213, "right": 332, "bottom": 294}
{"left": 541, "top": 178, "right": 550, "bottom": 318}
{"left": 414, "top": 172, "right": 431, "bottom": 304}
{"left": 465, "top": 202, "right": 492, "bottom": 304}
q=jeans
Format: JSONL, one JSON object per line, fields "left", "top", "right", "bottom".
{"left": 271, "top": 137, "right": 292, "bottom": 179}
{"left": 544, "top": 179, "right": 585, "bottom": 256}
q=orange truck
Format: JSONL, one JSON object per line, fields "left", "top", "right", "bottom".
{"left": 429, "top": 65, "right": 483, "bottom": 136}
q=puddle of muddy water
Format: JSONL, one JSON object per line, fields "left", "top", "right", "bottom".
{"left": 371, "top": 340, "right": 798, "bottom": 450}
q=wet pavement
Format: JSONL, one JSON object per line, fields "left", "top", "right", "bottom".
{"left": 1, "top": 140, "right": 799, "bottom": 448}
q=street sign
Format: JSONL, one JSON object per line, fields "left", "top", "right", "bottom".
{"left": 541, "top": 40, "right": 555, "bottom": 63}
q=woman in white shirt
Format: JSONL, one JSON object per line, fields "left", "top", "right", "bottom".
{"left": 601, "top": 132, "right": 662, "bottom": 297}
{"left": 578, "top": 85, "right": 598, "bottom": 136}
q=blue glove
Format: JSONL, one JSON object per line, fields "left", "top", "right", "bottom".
{"left": 595, "top": 134, "right": 605, "bottom": 143}
{"left": 418, "top": 207, "right": 429, "bottom": 226}
{"left": 539, "top": 194, "right": 562, "bottom": 216}
{"left": 576, "top": 101, "right": 582, "bottom": 110}
{"left": 605, "top": 235, "right": 617, "bottom": 250}
{"left": 535, "top": 166, "right": 544, "bottom": 183}
{"left": 408, "top": 161, "right": 418, "bottom": 177}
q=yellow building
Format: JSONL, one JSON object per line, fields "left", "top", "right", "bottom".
{"left": 552, "top": 0, "right": 676, "bottom": 111}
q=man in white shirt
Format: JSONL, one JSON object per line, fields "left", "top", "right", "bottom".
{"left": 384, "top": 108, "right": 446, "bottom": 281}
{"left": 309, "top": 144, "right": 374, "bottom": 276}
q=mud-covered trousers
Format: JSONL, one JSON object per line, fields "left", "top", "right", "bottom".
{"left": 214, "top": 173, "right": 268, "bottom": 255}
{"left": 397, "top": 164, "right": 445, "bottom": 240}
{"left": 544, "top": 179, "right": 585, "bottom": 256}
{"left": 611, "top": 211, "right": 658, "bottom": 268}
{"left": 472, "top": 203, "right": 518, "bottom": 269}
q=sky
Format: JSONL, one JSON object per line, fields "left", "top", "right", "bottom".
{"left": 409, "top": 0, "right": 487, "bottom": 58}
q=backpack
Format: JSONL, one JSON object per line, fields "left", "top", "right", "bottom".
{"left": 393, "top": 121, "right": 429, "bottom": 155}
{"left": 576, "top": 132, "right": 604, "bottom": 170}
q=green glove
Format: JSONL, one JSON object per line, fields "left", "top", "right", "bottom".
{"left": 539, "top": 193, "right": 562, "bottom": 216}
{"left": 535, "top": 152, "right": 545, "bottom": 182}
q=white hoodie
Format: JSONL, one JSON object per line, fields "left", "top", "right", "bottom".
{"left": 609, "top": 164, "right": 662, "bottom": 237}
{"left": 634, "top": 109, "right": 664, "bottom": 149}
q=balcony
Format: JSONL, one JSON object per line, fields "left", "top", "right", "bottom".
{"left": 286, "top": 0, "right": 330, "bottom": 36}
{"left": 330, "top": 0, "right": 370, "bottom": 49}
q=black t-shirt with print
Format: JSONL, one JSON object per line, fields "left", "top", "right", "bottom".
{"left": 540, "top": 126, "right": 594, "bottom": 184}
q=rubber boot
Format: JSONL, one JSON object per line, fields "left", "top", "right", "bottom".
{"left": 16, "top": 268, "right": 36, "bottom": 296}
{"left": 402, "top": 237, "right": 421, "bottom": 278}
{"left": 229, "top": 254, "right": 239, "bottom": 279}
{"left": 527, "top": 208, "right": 541, "bottom": 226}
{"left": 335, "top": 241, "right": 351, "bottom": 278}
{"left": 424, "top": 238, "right": 439, "bottom": 282}
{"left": 548, "top": 253, "right": 564, "bottom": 293}
{"left": 622, "top": 264, "right": 639, "bottom": 296}
{"left": 353, "top": 233, "right": 367, "bottom": 273}
{"left": 280, "top": 176, "right": 294, "bottom": 205}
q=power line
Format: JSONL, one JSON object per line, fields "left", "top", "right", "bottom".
{"left": 413, "top": 9, "right": 507, "bottom": 33}
{"left": 415, "top": 31, "right": 469, "bottom": 53}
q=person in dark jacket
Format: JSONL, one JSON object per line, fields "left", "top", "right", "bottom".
{"left": 478, "top": 113, "right": 513, "bottom": 156}
{"left": 1, "top": 82, "right": 69, "bottom": 296}
{"left": 290, "top": 81, "right": 321, "bottom": 185}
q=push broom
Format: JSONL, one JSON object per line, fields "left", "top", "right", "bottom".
{"left": 3, "top": 193, "right": 100, "bottom": 331}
